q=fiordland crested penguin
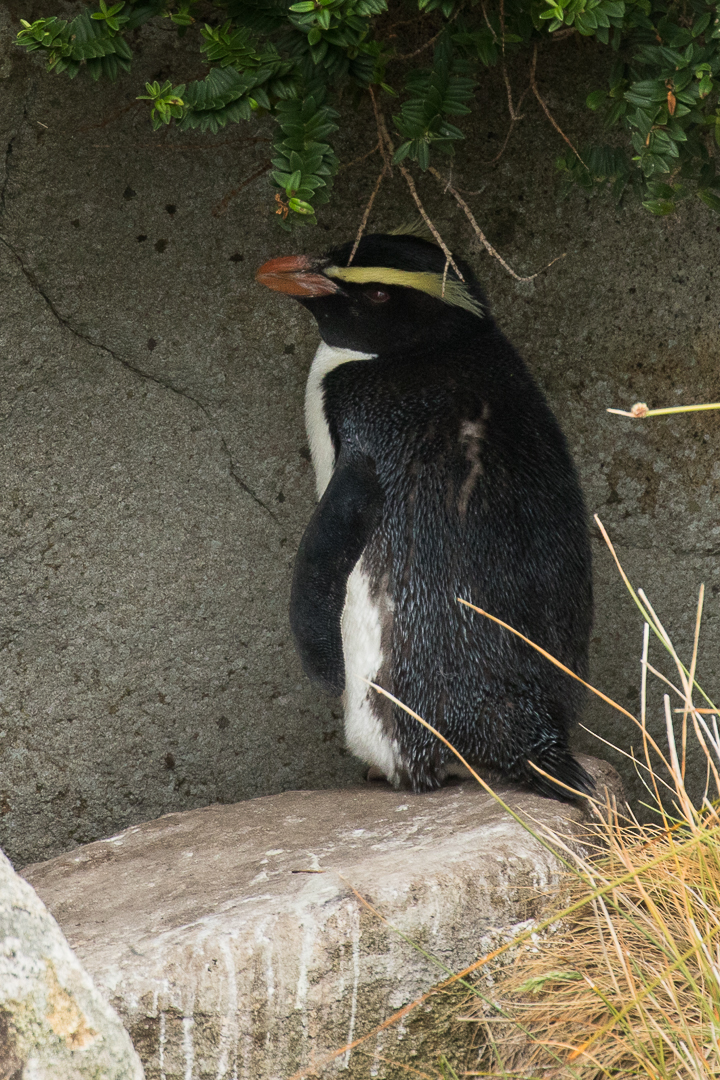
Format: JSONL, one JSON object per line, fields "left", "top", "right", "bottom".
{"left": 256, "top": 231, "right": 594, "bottom": 800}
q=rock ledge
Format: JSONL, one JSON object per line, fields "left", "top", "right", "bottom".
{"left": 23, "top": 759, "right": 621, "bottom": 1078}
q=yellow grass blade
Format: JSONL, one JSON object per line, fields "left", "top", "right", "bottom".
{"left": 607, "top": 402, "right": 720, "bottom": 418}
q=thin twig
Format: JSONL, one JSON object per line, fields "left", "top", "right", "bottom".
{"left": 499, "top": 0, "right": 524, "bottom": 123}
{"left": 345, "top": 90, "right": 397, "bottom": 265}
{"left": 398, "top": 165, "right": 466, "bottom": 281}
{"left": 501, "top": 63, "right": 521, "bottom": 122}
{"left": 369, "top": 85, "right": 395, "bottom": 176}
{"left": 394, "top": 7, "right": 461, "bottom": 59}
{"left": 429, "top": 166, "right": 566, "bottom": 282}
{"left": 485, "top": 123, "right": 515, "bottom": 168}
{"left": 384, "top": 13, "right": 433, "bottom": 33}
{"left": 338, "top": 139, "right": 381, "bottom": 172}
{"left": 530, "top": 43, "right": 587, "bottom": 169}
{"left": 395, "top": 28, "right": 443, "bottom": 60}
{"left": 211, "top": 160, "right": 272, "bottom": 217}
{"left": 372, "top": 97, "right": 466, "bottom": 281}
{"left": 442, "top": 255, "right": 450, "bottom": 298}
{"left": 480, "top": 86, "right": 531, "bottom": 167}
{"left": 347, "top": 166, "right": 387, "bottom": 265}
{"left": 480, "top": 0, "right": 498, "bottom": 42}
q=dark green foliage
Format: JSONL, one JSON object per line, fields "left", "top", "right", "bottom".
{"left": 175, "top": 26, "right": 296, "bottom": 133}
{"left": 393, "top": 31, "right": 475, "bottom": 169}
{"left": 271, "top": 93, "right": 340, "bottom": 227}
{"left": 17, "top": 9, "right": 133, "bottom": 80}
{"left": 15, "top": 0, "right": 720, "bottom": 226}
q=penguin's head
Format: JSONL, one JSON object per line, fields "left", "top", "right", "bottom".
{"left": 256, "top": 232, "right": 489, "bottom": 354}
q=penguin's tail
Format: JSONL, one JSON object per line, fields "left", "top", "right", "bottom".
{"left": 525, "top": 746, "right": 595, "bottom": 803}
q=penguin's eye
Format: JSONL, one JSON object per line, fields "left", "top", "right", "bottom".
{"left": 364, "top": 288, "right": 390, "bottom": 304}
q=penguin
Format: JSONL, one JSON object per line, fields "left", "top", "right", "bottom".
{"left": 256, "top": 230, "right": 594, "bottom": 800}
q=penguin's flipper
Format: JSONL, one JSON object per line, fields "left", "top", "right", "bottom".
{"left": 290, "top": 447, "right": 384, "bottom": 695}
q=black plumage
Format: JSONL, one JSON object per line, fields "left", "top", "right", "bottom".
{"left": 257, "top": 232, "right": 593, "bottom": 800}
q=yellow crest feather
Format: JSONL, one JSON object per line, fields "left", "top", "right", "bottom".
{"left": 325, "top": 264, "right": 484, "bottom": 318}
{"left": 388, "top": 219, "right": 435, "bottom": 241}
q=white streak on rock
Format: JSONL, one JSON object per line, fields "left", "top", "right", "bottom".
{"left": 294, "top": 916, "right": 316, "bottom": 1013}
{"left": 183, "top": 1014, "right": 195, "bottom": 1080}
{"left": 370, "top": 1023, "right": 384, "bottom": 1077}
{"left": 159, "top": 1010, "right": 166, "bottom": 1080}
{"left": 215, "top": 938, "right": 239, "bottom": 1080}
{"left": 342, "top": 904, "right": 361, "bottom": 1069}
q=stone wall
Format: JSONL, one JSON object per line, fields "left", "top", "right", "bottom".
{"left": 1, "top": 4, "right": 718, "bottom": 865}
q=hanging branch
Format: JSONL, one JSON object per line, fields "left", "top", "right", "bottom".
{"left": 499, "top": 0, "right": 523, "bottom": 122}
{"left": 428, "top": 166, "right": 566, "bottom": 282}
{"left": 530, "top": 43, "right": 588, "bottom": 170}
{"left": 370, "top": 88, "right": 466, "bottom": 282}
{"left": 397, "top": 164, "right": 466, "bottom": 282}
{"left": 346, "top": 88, "right": 396, "bottom": 266}
{"left": 346, "top": 166, "right": 388, "bottom": 265}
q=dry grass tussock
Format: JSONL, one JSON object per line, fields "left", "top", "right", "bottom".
{"left": 291, "top": 516, "right": 720, "bottom": 1080}
{"left": 464, "top": 519, "right": 720, "bottom": 1080}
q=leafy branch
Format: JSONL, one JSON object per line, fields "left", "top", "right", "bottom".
{"left": 14, "top": 0, "right": 720, "bottom": 226}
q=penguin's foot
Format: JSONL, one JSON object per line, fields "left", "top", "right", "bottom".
{"left": 439, "top": 761, "right": 477, "bottom": 784}
{"left": 365, "top": 765, "right": 391, "bottom": 783}
{"left": 442, "top": 761, "right": 473, "bottom": 779}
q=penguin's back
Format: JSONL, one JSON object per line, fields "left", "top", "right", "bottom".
{"left": 319, "top": 321, "right": 592, "bottom": 794}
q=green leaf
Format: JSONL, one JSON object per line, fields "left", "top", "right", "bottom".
{"left": 697, "top": 189, "right": 720, "bottom": 212}
{"left": 586, "top": 89, "right": 608, "bottom": 109}
{"left": 645, "top": 181, "right": 675, "bottom": 198}
{"left": 286, "top": 169, "right": 303, "bottom": 192}
{"left": 605, "top": 100, "right": 627, "bottom": 125}
{"left": 642, "top": 197, "right": 675, "bottom": 214}
{"left": 693, "top": 13, "right": 711, "bottom": 37}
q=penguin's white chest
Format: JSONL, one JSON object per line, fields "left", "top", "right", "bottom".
{"left": 304, "top": 343, "right": 374, "bottom": 497}
{"left": 304, "top": 343, "right": 401, "bottom": 782}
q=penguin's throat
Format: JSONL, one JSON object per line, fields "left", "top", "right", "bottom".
{"left": 304, "top": 343, "right": 375, "bottom": 499}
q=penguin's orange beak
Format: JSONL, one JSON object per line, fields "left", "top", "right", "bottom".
{"left": 255, "top": 255, "right": 339, "bottom": 297}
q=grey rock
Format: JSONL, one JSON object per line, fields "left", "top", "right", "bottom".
{"left": 0, "top": 15, "right": 717, "bottom": 865}
{"left": 22, "top": 759, "right": 622, "bottom": 1079}
{"left": 0, "top": 845, "right": 144, "bottom": 1079}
